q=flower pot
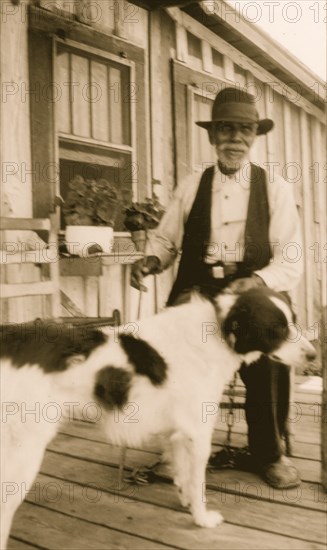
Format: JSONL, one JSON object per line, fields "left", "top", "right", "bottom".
{"left": 65, "top": 225, "right": 114, "bottom": 257}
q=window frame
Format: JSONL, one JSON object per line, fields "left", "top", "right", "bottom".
{"left": 172, "top": 60, "right": 228, "bottom": 184}
{"left": 54, "top": 37, "right": 138, "bottom": 221}
{"left": 55, "top": 38, "right": 136, "bottom": 149}
{"left": 188, "top": 86, "right": 216, "bottom": 174}
{"left": 28, "top": 6, "right": 149, "bottom": 220}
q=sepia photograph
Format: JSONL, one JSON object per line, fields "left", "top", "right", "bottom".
{"left": 1, "top": 1, "right": 326, "bottom": 548}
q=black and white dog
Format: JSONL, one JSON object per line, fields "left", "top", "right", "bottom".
{"left": 0, "top": 288, "right": 316, "bottom": 546}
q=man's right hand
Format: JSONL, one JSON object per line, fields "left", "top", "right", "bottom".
{"left": 131, "top": 256, "right": 162, "bottom": 291}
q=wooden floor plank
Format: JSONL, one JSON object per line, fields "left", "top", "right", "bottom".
{"left": 212, "top": 430, "right": 321, "bottom": 460}
{"left": 215, "top": 453, "right": 321, "bottom": 484}
{"left": 58, "top": 418, "right": 321, "bottom": 461}
{"left": 20, "top": 474, "right": 326, "bottom": 550}
{"left": 44, "top": 444, "right": 325, "bottom": 511}
{"left": 38, "top": 452, "right": 327, "bottom": 544}
{"left": 47, "top": 432, "right": 159, "bottom": 472}
{"left": 213, "top": 418, "right": 321, "bottom": 446}
{"left": 8, "top": 539, "right": 46, "bottom": 550}
{"left": 49, "top": 426, "right": 322, "bottom": 488}
{"left": 11, "top": 502, "right": 174, "bottom": 550}
{"left": 7, "top": 374, "right": 325, "bottom": 550}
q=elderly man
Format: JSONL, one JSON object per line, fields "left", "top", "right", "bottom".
{"left": 131, "top": 87, "right": 303, "bottom": 489}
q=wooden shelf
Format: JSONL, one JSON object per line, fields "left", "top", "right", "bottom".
{"left": 59, "top": 252, "right": 143, "bottom": 277}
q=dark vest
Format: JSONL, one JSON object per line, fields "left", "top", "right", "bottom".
{"left": 167, "top": 163, "right": 272, "bottom": 305}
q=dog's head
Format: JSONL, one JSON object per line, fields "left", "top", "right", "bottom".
{"left": 218, "top": 288, "right": 316, "bottom": 367}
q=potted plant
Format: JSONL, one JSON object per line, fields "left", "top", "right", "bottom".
{"left": 124, "top": 195, "right": 165, "bottom": 252}
{"left": 63, "top": 175, "right": 120, "bottom": 256}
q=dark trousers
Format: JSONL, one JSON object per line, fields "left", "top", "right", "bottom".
{"left": 239, "top": 355, "right": 291, "bottom": 466}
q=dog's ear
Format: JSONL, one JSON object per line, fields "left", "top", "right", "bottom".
{"left": 119, "top": 334, "right": 167, "bottom": 386}
{"left": 223, "top": 302, "right": 255, "bottom": 354}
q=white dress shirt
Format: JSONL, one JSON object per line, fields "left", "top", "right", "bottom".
{"left": 146, "top": 162, "right": 303, "bottom": 292}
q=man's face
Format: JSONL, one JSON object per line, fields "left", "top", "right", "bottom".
{"left": 208, "top": 122, "right": 258, "bottom": 171}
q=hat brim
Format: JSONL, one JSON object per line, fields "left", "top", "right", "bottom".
{"left": 196, "top": 118, "right": 274, "bottom": 135}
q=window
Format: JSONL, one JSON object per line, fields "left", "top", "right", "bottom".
{"left": 172, "top": 61, "right": 224, "bottom": 183}
{"left": 187, "top": 31, "right": 202, "bottom": 71}
{"left": 234, "top": 64, "right": 247, "bottom": 87}
{"left": 212, "top": 48, "right": 224, "bottom": 78}
{"left": 55, "top": 41, "right": 136, "bottom": 229}
{"left": 28, "top": 15, "right": 148, "bottom": 224}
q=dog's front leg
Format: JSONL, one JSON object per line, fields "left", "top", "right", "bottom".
{"left": 170, "top": 432, "right": 191, "bottom": 508}
{"left": 188, "top": 435, "right": 224, "bottom": 528}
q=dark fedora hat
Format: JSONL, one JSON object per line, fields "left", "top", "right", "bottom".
{"left": 196, "top": 87, "right": 274, "bottom": 135}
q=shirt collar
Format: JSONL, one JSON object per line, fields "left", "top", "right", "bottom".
{"left": 213, "top": 159, "right": 251, "bottom": 190}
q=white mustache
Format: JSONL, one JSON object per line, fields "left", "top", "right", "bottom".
{"left": 223, "top": 146, "right": 246, "bottom": 151}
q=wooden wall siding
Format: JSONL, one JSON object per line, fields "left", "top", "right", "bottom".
{"left": 60, "top": 275, "right": 92, "bottom": 317}
{"left": 191, "top": 92, "right": 216, "bottom": 170}
{"left": 281, "top": 99, "right": 305, "bottom": 324}
{"left": 286, "top": 102, "right": 303, "bottom": 208}
{"left": 38, "top": 0, "right": 147, "bottom": 48}
{"left": 29, "top": 31, "right": 57, "bottom": 217}
{"left": 2, "top": 2, "right": 325, "bottom": 333}
{"left": 310, "top": 119, "right": 327, "bottom": 319}
{"left": 156, "top": 10, "right": 177, "bottom": 200}
{"left": 300, "top": 111, "right": 315, "bottom": 329}
{"left": 145, "top": 9, "right": 177, "bottom": 309}
{"left": 1, "top": 264, "right": 47, "bottom": 323}
{"left": 270, "top": 91, "right": 286, "bottom": 170}
{"left": 0, "top": 2, "right": 45, "bottom": 324}
{"left": 202, "top": 40, "right": 212, "bottom": 73}
{"left": 170, "top": 67, "right": 318, "bottom": 329}
{"left": 166, "top": 6, "right": 324, "bottom": 120}
{"left": 170, "top": 9, "right": 326, "bottom": 332}
{"left": 59, "top": 266, "right": 158, "bottom": 323}
{"left": 319, "top": 123, "right": 327, "bottom": 310}
{"left": 149, "top": 10, "right": 176, "bottom": 205}
{"left": 1, "top": 2, "right": 33, "bottom": 218}
{"left": 176, "top": 22, "right": 188, "bottom": 63}
{"left": 211, "top": 48, "right": 224, "bottom": 78}
{"left": 184, "top": 0, "right": 325, "bottom": 110}
{"left": 172, "top": 60, "right": 303, "bottom": 184}
{"left": 99, "top": 265, "right": 123, "bottom": 318}
{"left": 186, "top": 31, "right": 203, "bottom": 72}
{"left": 246, "top": 74, "right": 268, "bottom": 166}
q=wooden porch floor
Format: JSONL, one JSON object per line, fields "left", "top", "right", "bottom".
{"left": 8, "top": 375, "right": 326, "bottom": 550}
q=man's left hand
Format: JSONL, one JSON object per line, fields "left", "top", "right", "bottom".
{"left": 226, "top": 275, "right": 265, "bottom": 294}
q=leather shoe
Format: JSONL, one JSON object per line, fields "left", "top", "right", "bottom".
{"left": 262, "top": 456, "right": 301, "bottom": 489}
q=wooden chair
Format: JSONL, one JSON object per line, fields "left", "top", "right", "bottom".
{"left": 0, "top": 214, "right": 61, "bottom": 320}
{"left": 0, "top": 214, "right": 121, "bottom": 328}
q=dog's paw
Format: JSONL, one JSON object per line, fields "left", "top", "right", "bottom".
{"left": 177, "top": 487, "right": 190, "bottom": 508}
{"left": 194, "top": 510, "right": 224, "bottom": 528}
